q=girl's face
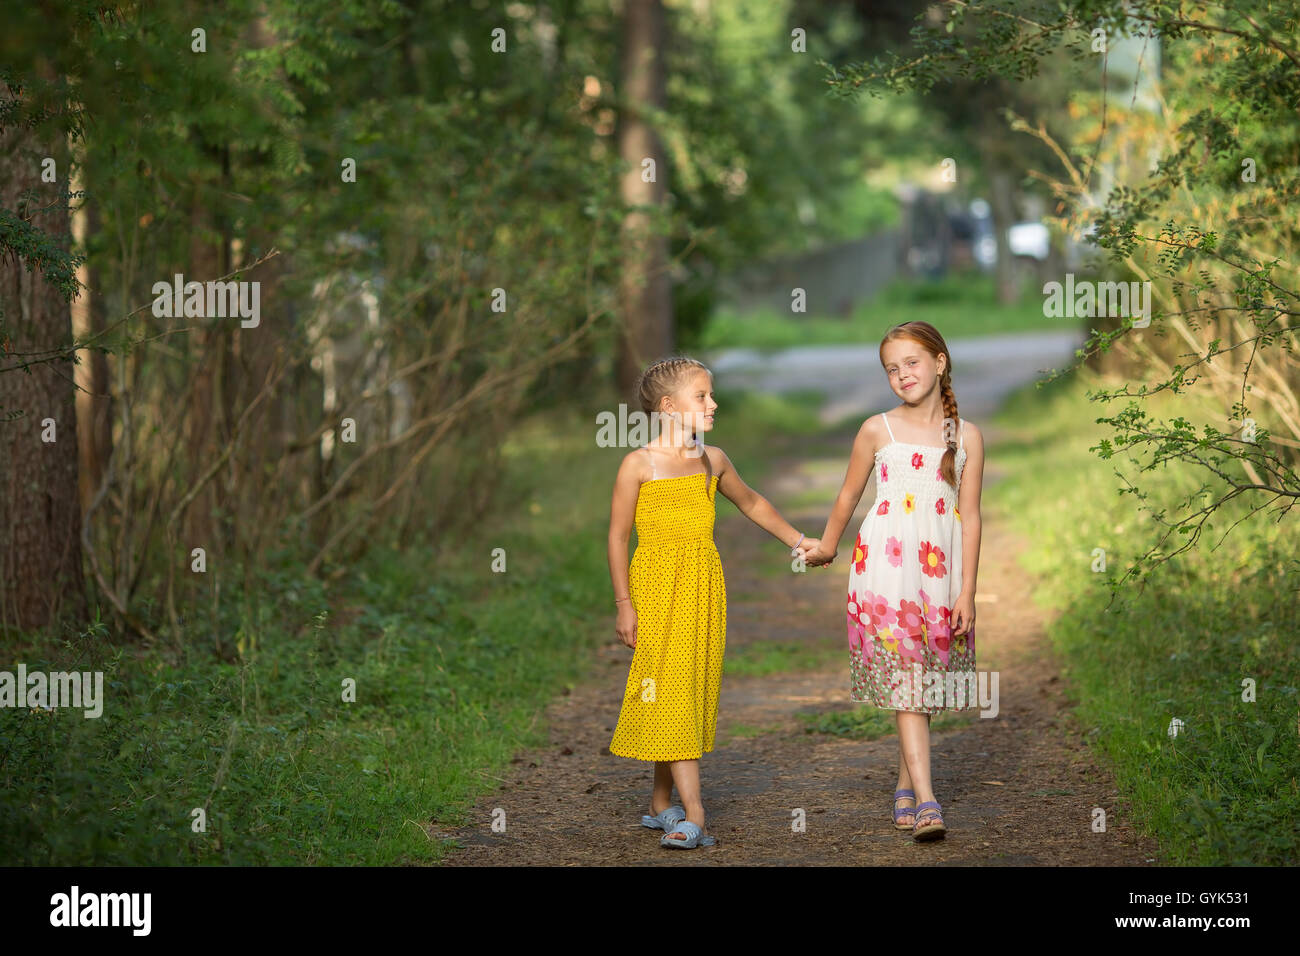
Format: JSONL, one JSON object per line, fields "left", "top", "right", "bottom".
{"left": 660, "top": 369, "right": 717, "bottom": 440}
{"left": 882, "top": 339, "right": 944, "bottom": 403}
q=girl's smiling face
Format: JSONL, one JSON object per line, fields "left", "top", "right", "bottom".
{"left": 882, "top": 339, "right": 944, "bottom": 402}
{"left": 659, "top": 369, "right": 717, "bottom": 439}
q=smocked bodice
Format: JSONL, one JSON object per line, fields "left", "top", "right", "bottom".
{"left": 870, "top": 442, "right": 966, "bottom": 517}
{"left": 634, "top": 474, "right": 719, "bottom": 551}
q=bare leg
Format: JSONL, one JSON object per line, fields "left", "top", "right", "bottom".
{"left": 897, "top": 710, "right": 936, "bottom": 811}
{"left": 664, "top": 758, "right": 705, "bottom": 839}
{"left": 894, "top": 723, "right": 917, "bottom": 826}
{"left": 650, "top": 761, "right": 675, "bottom": 815}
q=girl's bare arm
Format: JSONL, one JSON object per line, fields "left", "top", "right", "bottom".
{"left": 711, "top": 446, "right": 810, "bottom": 549}
{"left": 956, "top": 424, "right": 985, "bottom": 598}
{"left": 607, "top": 452, "right": 645, "bottom": 601}
{"left": 818, "top": 418, "right": 879, "bottom": 558}
{"left": 608, "top": 453, "right": 646, "bottom": 647}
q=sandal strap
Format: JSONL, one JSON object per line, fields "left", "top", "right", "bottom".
{"left": 914, "top": 802, "right": 944, "bottom": 824}
{"left": 643, "top": 805, "right": 686, "bottom": 828}
{"left": 667, "top": 820, "right": 702, "bottom": 839}
{"left": 892, "top": 790, "right": 919, "bottom": 823}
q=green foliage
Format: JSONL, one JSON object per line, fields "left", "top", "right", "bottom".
{"left": 0, "top": 198, "right": 84, "bottom": 305}
{"left": 990, "top": 371, "right": 1300, "bottom": 864}
{"left": 825, "top": 0, "right": 1300, "bottom": 594}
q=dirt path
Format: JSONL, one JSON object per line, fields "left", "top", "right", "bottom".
{"left": 437, "top": 425, "right": 1159, "bottom": 866}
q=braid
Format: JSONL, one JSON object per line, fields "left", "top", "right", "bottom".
{"left": 939, "top": 372, "right": 960, "bottom": 489}
{"left": 635, "top": 355, "right": 714, "bottom": 500}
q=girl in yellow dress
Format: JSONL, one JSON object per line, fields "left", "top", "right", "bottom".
{"left": 607, "top": 357, "right": 820, "bottom": 848}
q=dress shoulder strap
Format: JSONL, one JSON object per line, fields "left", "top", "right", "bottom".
{"left": 643, "top": 445, "right": 657, "bottom": 479}
{"left": 959, "top": 419, "right": 965, "bottom": 450}
{"left": 881, "top": 412, "right": 896, "bottom": 442}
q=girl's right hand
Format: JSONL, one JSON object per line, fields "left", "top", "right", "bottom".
{"left": 804, "top": 545, "right": 837, "bottom": 567}
{"left": 616, "top": 603, "right": 638, "bottom": 648}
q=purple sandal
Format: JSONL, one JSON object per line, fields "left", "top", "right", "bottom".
{"left": 891, "top": 789, "right": 918, "bottom": 830}
{"left": 912, "top": 801, "right": 947, "bottom": 841}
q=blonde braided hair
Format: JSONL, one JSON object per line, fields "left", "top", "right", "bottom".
{"left": 634, "top": 356, "right": 714, "bottom": 499}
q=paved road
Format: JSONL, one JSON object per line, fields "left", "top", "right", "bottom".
{"left": 707, "top": 329, "right": 1088, "bottom": 425}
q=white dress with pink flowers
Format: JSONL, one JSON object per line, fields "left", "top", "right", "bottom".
{"left": 845, "top": 411, "right": 976, "bottom": 712}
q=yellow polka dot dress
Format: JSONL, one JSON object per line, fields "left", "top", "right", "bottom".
{"left": 609, "top": 450, "right": 727, "bottom": 762}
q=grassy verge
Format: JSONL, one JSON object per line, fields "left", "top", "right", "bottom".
{"left": 985, "top": 370, "right": 1300, "bottom": 865}
{"left": 0, "top": 384, "right": 825, "bottom": 865}
{"left": 701, "top": 272, "right": 1065, "bottom": 352}
{"left": 0, "top": 534, "right": 611, "bottom": 864}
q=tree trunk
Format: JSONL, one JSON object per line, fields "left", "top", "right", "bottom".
{"left": 69, "top": 156, "right": 112, "bottom": 515}
{"left": 182, "top": 168, "right": 232, "bottom": 553}
{"left": 987, "top": 167, "right": 1020, "bottom": 306}
{"left": 0, "top": 81, "right": 88, "bottom": 629}
{"left": 616, "top": 0, "right": 673, "bottom": 395}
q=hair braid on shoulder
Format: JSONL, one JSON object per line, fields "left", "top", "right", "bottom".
{"left": 940, "top": 375, "right": 960, "bottom": 489}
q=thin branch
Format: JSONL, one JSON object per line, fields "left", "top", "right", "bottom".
{"left": 0, "top": 247, "right": 281, "bottom": 373}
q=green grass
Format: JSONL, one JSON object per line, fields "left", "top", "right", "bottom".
{"left": 701, "top": 272, "right": 1068, "bottom": 352}
{"left": 0, "top": 535, "right": 611, "bottom": 864}
{"left": 724, "top": 640, "right": 843, "bottom": 677}
{"left": 985, "top": 370, "right": 1300, "bottom": 865}
{"left": 721, "top": 722, "right": 784, "bottom": 740}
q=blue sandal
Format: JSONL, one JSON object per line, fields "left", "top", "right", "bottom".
{"left": 912, "top": 801, "right": 947, "bottom": 841}
{"left": 891, "top": 788, "right": 918, "bottom": 830}
{"left": 641, "top": 805, "right": 687, "bottom": 831}
{"left": 660, "top": 820, "right": 716, "bottom": 849}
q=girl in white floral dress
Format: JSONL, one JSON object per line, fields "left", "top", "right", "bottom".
{"left": 803, "top": 322, "right": 984, "bottom": 843}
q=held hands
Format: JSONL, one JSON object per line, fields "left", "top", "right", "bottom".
{"left": 796, "top": 537, "right": 836, "bottom": 568}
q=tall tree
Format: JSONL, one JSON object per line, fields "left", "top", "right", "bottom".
{"left": 617, "top": 0, "right": 673, "bottom": 392}
{"left": 0, "top": 78, "right": 87, "bottom": 629}
{"left": 69, "top": 151, "right": 111, "bottom": 515}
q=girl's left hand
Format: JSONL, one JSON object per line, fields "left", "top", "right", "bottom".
{"left": 951, "top": 591, "right": 976, "bottom": 636}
